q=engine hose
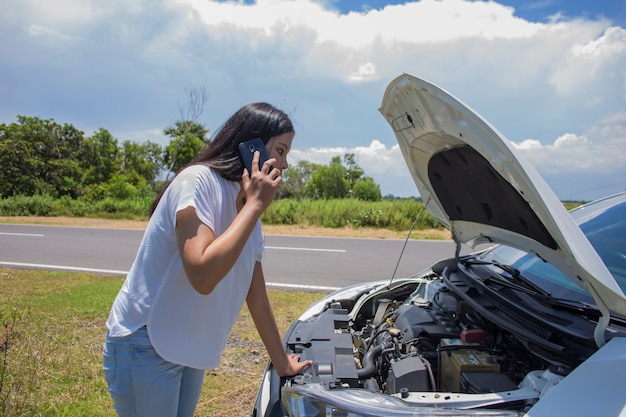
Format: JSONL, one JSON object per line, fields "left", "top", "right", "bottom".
{"left": 393, "top": 336, "right": 401, "bottom": 357}
{"left": 420, "top": 355, "right": 437, "bottom": 391}
{"left": 357, "top": 343, "right": 389, "bottom": 379}
{"left": 421, "top": 351, "right": 439, "bottom": 361}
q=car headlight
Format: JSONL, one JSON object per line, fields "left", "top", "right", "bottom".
{"left": 282, "top": 384, "right": 521, "bottom": 417}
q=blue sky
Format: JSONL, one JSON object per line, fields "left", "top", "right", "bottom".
{"left": 1, "top": 0, "right": 625, "bottom": 201}
{"left": 331, "top": 1, "right": 626, "bottom": 26}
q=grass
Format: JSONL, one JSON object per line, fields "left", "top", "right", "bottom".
{"left": 0, "top": 268, "right": 324, "bottom": 416}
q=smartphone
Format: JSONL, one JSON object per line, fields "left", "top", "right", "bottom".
{"left": 238, "top": 138, "right": 272, "bottom": 173}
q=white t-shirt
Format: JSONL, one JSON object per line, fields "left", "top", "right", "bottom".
{"left": 105, "top": 165, "right": 264, "bottom": 369}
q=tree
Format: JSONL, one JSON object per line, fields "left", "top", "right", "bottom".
{"left": 0, "top": 116, "right": 85, "bottom": 197}
{"left": 277, "top": 160, "right": 316, "bottom": 199}
{"left": 0, "top": 131, "right": 38, "bottom": 196}
{"left": 163, "top": 121, "right": 209, "bottom": 141}
{"left": 80, "top": 128, "right": 120, "bottom": 185}
{"left": 352, "top": 177, "right": 382, "bottom": 201}
{"left": 302, "top": 154, "right": 382, "bottom": 200}
{"left": 343, "top": 153, "right": 364, "bottom": 194}
{"left": 120, "top": 140, "right": 163, "bottom": 186}
{"left": 306, "top": 157, "right": 350, "bottom": 199}
{"left": 163, "top": 121, "right": 208, "bottom": 174}
{"left": 163, "top": 88, "right": 210, "bottom": 178}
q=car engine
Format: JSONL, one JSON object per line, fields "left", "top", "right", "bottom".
{"left": 284, "top": 259, "right": 608, "bottom": 411}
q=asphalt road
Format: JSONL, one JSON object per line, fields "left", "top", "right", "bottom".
{"left": 0, "top": 223, "right": 460, "bottom": 292}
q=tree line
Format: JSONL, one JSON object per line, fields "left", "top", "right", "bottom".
{"left": 0, "top": 115, "right": 383, "bottom": 203}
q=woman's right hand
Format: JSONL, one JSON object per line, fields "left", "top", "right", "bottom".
{"left": 241, "top": 151, "right": 281, "bottom": 212}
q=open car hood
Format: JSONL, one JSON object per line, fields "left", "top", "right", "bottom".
{"left": 379, "top": 74, "right": 626, "bottom": 324}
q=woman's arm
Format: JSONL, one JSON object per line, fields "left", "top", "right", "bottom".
{"left": 175, "top": 205, "right": 257, "bottom": 294}
{"left": 246, "top": 262, "right": 313, "bottom": 377}
{"left": 176, "top": 153, "right": 279, "bottom": 295}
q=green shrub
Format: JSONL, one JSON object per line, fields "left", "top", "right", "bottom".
{"left": 0, "top": 195, "right": 441, "bottom": 232}
{"left": 0, "top": 195, "right": 153, "bottom": 220}
{"left": 0, "top": 195, "right": 55, "bottom": 216}
{"left": 262, "top": 198, "right": 442, "bottom": 231}
{"left": 90, "top": 197, "right": 152, "bottom": 219}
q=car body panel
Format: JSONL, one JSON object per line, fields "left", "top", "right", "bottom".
{"left": 523, "top": 337, "right": 626, "bottom": 416}
{"left": 378, "top": 74, "right": 626, "bottom": 320}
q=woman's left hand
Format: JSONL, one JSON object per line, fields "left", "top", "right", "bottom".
{"left": 277, "top": 354, "right": 314, "bottom": 377}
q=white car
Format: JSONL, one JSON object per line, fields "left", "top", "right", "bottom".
{"left": 252, "top": 74, "right": 626, "bottom": 417}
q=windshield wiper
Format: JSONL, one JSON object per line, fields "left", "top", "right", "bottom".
{"left": 463, "top": 259, "right": 552, "bottom": 298}
{"left": 545, "top": 297, "right": 601, "bottom": 317}
{"left": 463, "top": 259, "right": 612, "bottom": 320}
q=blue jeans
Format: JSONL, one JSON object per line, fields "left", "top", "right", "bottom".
{"left": 103, "top": 327, "right": 205, "bottom": 417}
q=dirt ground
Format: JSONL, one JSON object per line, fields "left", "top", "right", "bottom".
{"left": 0, "top": 216, "right": 451, "bottom": 240}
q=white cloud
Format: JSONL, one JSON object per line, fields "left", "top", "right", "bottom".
{"left": 550, "top": 26, "right": 626, "bottom": 97}
{"left": 184, "top": 0, "right": 540, "bottom": 47}
{"left": 510, "top": 110, "right": 626, "bottom": 174}
{"left": 292, "top": 139, "right": 405, "bottom": 173}
{"left": 507, "top": 110, "right": 626, "bottom": 200}
{"left": 349, "top": 62, "right": 377, "bottom": 82}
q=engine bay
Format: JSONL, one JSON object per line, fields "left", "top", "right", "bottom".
{"left": 284, "top": 259, "right": 609, "bottom": 412}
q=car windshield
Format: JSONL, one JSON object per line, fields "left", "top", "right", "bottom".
{"left": 480, "top": 193, "right": 626, "bottom": 311}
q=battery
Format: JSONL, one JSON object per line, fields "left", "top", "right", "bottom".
{"left": 440, "top": 339, "right": 500, "bottom": 392}
{"left": 460, "top": 372, "right": 518, "bottom": 394}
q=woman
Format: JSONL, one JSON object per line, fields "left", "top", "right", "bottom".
{"left": 103, "top": 103, "right": 312, "bottom": 417}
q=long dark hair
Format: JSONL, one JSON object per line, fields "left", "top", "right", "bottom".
{"left": 150, "top": 102, "right": 294, "bottom": 216}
